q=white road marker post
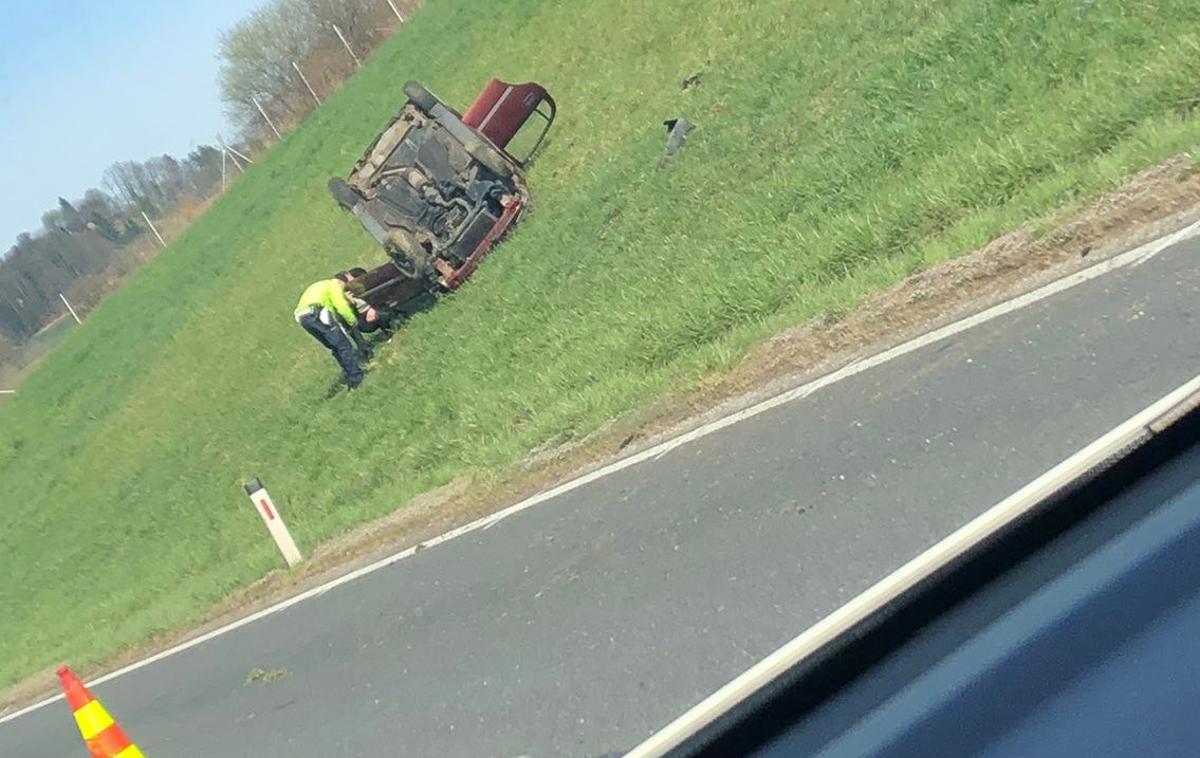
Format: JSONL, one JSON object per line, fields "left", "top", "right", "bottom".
{"left": 244, "top": 478, "right": 302, "bottom": 568}
{"left": 384, "top": 0, "right": 405, "bottom": 22}
{"left": 58, "top": 292, "right": 82, "bottom": 325}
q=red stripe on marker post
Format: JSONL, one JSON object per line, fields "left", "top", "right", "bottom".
{"left": 244, "top": 479, "right": 302, "bottom": 567}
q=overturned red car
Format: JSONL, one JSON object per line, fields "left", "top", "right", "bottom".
{"left": 328, "top": 78, "right": 556, "bottom": 319}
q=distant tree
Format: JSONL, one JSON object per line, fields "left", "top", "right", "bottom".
{"left": 58, "top": 197, "right": 88, "bottom": 234}
{"left": 40, "top": 208, "right": 64, "bottom": 234}
{"left": 78, "top": 188, "right": 122, "bottom": 242}
{"left": 306, "top": 0, "right": 373, "bottom": 48}
{"left": 102, "top": 161, "right": 144, "bottom": 211}
{"left": 0, "top": 328, "right": 17, "bottom": 368}
{"left": 217, "top": 0, "right": 388, "bottom": 139}
{"left": 183, "top": 145, "right": 224, "bottom": 197}
{"left": 0, "top": 0, "right": 421, "bottom": 345}
{"left": 219, "top": 0, "right": 323, "bottom": 138}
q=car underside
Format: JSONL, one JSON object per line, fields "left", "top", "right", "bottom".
{"left": 329, "top": 79, "right": 555, "bottom": 320}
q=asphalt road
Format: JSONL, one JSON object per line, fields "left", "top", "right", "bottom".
{"left": 3, "top": 235, "right": 1198, "bottom": 758}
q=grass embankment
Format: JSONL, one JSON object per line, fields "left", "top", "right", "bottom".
{"left": 2, "top": 0, "right": 1199, "bottom": 689}
{"left": 0, "top": 317, "right": 77, "bottom": 389}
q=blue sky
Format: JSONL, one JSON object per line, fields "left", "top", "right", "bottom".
{"left": 0, "top": 0, "right": 263, "bottom": 247}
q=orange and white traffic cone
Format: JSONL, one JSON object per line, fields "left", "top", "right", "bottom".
{"left": 57, "top": 666, "right": 147, "bottom": 758}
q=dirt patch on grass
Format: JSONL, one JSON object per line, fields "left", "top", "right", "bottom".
{"left": 5, "top": 154, "right": 1200, "bottom": 716}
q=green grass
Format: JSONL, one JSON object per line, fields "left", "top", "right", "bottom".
{"left": 0, "top": 317, "right": 78, "bottom": 388}
{"left": 27, "top": 318, "right": 76, "bottom": 356}
{"left": 3, "top": 0, "right": 1200, "bottom": 689}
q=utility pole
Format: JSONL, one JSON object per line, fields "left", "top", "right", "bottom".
{"left": 252, "top": 96, "right": 283, "bottom": 140}
{"left": 384, "top": 0, "right": 405, "bottom": 22}
{"left": 140, "top": 211, "right": 167, "bottom": 248}
{"left": 227, "top": 143, "right": 252, "bottom": 167}
{"left": 221, "top": 146, "right": 227, "bottom": 191}
{"left": 292, "top": 61, "right": 321, "bottom": 106}
{"left": 218, "top": 134, "right": 252, "bottom": 171}
{"left": 332, "top": 23, "right": 360, "bottom": 68}
{"left": 218, "top": 135, "right": 241, "bottom": 176}
{"left": 59, "top": 292, "right": 82, "bottom": 325}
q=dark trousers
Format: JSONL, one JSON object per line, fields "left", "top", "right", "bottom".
{"left": 298, "top": 312, "right": 364, "bottom": 387}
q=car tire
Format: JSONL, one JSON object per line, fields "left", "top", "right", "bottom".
{"left": 463, "top": 136, "right": 516, "bottom": 179}
{"left": 403, "top": 81, "right": 440, "bottom": 113}
{"left": 385, "top": 230, "right": 436, "bottom": 283}
{"left": 328, "top": 178, "right": 363, "bottom": 210}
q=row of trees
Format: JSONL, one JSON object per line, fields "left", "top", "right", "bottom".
{"left": 0, "top": 0, "right": 420, "bottom": 354}
{"left": 0, "top": 145, "right": 225, "bottom": 344}
{"left": 219, "top": 0, "right": 417, "bottom": 140}
{"left": 102, "top": 147, "right": 225, "bottom": 219}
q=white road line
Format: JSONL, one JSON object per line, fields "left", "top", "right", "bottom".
{"left": 625, "top": 374, "right": 1200, "bottom": 758}
{"left": 2, "top": 220, "right": 1197, "bottom": 726}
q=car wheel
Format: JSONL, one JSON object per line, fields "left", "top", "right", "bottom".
{"left": 403, "top": 81, "right": 441, "bottom": 113}
{"left": 385, "top": 231, "right": 435, "bottom": 282}
{"left": 463, "top": 136, "right": 516, "bottom": 179}
{"left": 328, "top": 178, "right": 363, "bottom": 210}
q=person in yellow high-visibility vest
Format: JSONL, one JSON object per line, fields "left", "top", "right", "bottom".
{"left": 294, "top": 272, "right": 378, "bottom": 388}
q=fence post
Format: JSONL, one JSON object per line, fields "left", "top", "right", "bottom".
{"left": 252, "top": 96, "right": 283, "bottom": 140}
{"left": 384, "top": 0, "right": 405, "bottom": 22}
{"left": 139, "top": 211, "right": 166, "bottom": 248}
{"left": 332, "top": 23, "right": 361, "bottom": 68}
{"left": 58, "top": 293, "right": 83, "bottom": 325}
{"left": 292, "top": 61, "right": 321, "bottom": 106}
